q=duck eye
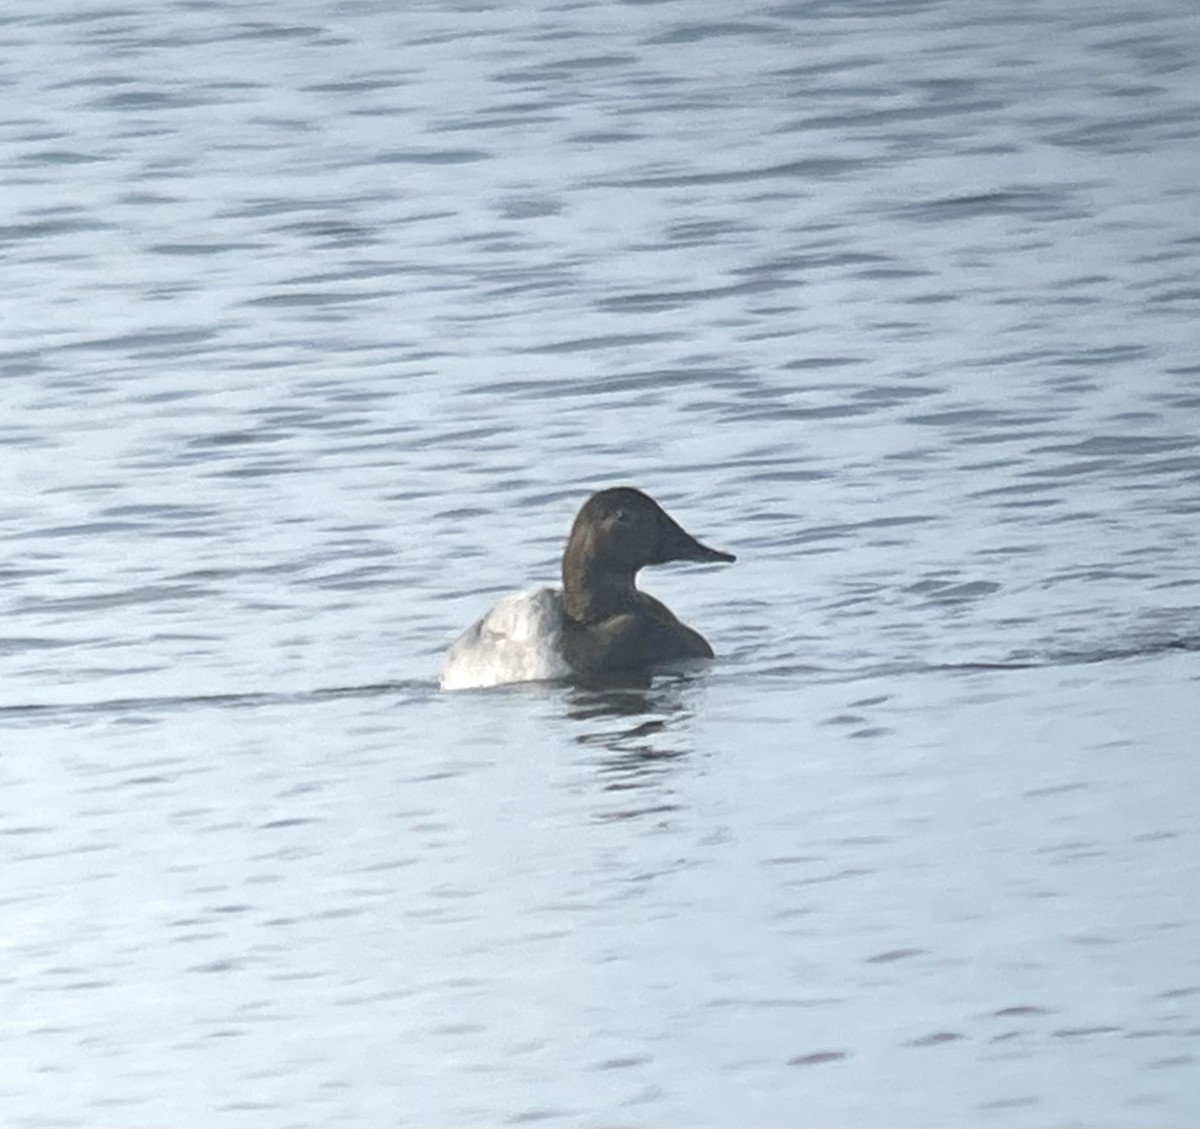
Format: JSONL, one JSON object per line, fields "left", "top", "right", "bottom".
{"left": 613, "top": 509, "right": 633, "bottom": 525}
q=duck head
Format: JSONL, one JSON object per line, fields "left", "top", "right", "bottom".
{"left": 562, "top": 486, "right": 734, "bottom": 621}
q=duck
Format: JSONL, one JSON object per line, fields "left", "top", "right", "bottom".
{"left": 438, "top": 486, "right": 735, "bottom": 690}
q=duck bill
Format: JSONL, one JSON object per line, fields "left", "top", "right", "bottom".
{"left": 657, "top": 517, "right": 736, "bottom": 565}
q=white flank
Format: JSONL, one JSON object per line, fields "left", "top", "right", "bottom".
{"left": 438, "top": 587, "right": 572, "bottom": 690}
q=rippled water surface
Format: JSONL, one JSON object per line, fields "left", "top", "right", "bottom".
{"left": 3, "top": 0, "right": 1199, "bottom": 1124}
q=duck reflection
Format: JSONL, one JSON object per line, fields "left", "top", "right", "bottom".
{"left": 563, "top": 670, "right": 706, "bottom": 821}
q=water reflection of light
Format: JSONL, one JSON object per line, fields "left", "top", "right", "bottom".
{"left": 563, "top": 672, "right": 709, "bottom": 821}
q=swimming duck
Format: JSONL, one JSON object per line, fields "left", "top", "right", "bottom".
{"left": 438, "top": 487, "right": 734, "bottom": 690}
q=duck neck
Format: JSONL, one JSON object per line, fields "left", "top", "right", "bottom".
{"left": 562, "top": 552, "right": 638, "bottom": 623}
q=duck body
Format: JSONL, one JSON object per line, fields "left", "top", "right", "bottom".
{"left": 560, "top": 588, "right": 714, "bottom": 674}
{"left": 438, "top": 587, "right": 570, "bottom": 691}
{"left": 437, "top": 486, "right": 734, "bottom": 690}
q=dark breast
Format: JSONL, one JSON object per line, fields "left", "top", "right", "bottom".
{"left": 561, "top": 596, "right": 714, "bottom": 675}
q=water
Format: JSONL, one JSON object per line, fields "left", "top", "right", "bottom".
{"left": 2, "top": 0, "right": 1199, "bottom": 1124}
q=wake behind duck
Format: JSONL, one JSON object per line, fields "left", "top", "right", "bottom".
{"left": 438, "top": 487, "right": 734, "bottom": 690}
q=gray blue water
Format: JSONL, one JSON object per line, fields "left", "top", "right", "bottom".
{"left": 2, "top": 0, "right": 1199, "bottom": 1124}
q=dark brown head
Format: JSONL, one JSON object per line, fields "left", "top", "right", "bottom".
{"left": 561, "top": 486, "right": 734, "bottom": 619}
